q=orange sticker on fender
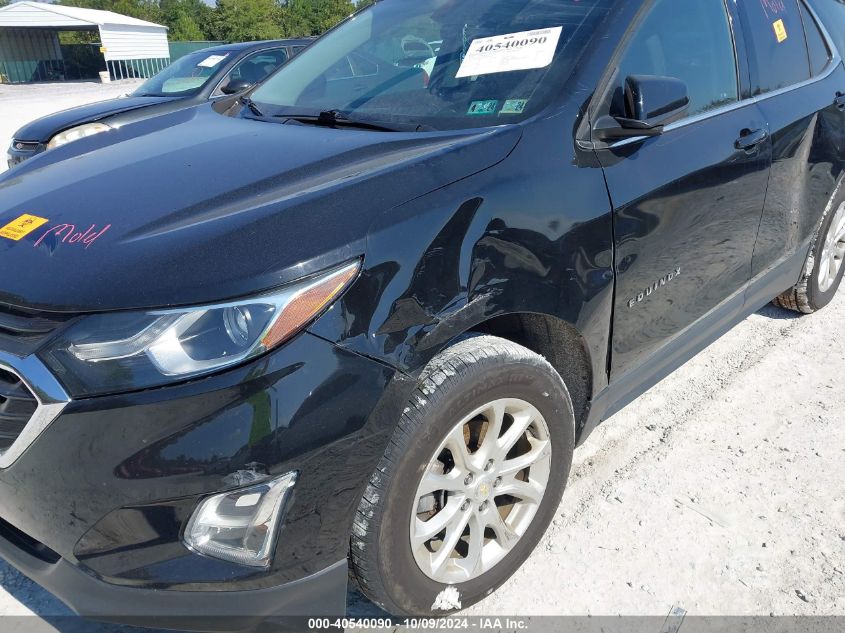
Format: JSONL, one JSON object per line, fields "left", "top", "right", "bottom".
{"left": 0, "top": 214, "right": 49, "bottom": 241}
{"left": 773, "top": 19, "right": 788, "bottom": 43}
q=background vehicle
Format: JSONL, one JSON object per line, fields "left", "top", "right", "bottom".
{"left": 6, "top": 39, "right": 313, "bottom": 168}
{"left": 0, "top": 0, "right": 843, "bottom": 628}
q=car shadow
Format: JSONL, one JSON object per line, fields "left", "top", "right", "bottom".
{"left": 756, "top": 302, "right": 803, "bottom": 320}
{"left": 0, "top": 560, "right": 388, "bottom": 632}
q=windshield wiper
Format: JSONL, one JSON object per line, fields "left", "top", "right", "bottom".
{"left": 241, "top": 96, "right": 265, "bottom": 117}
{"left": 277, "top": 109, "right": 402, "bottom": 132}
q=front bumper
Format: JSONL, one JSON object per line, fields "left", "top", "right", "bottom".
{"left": 0, "top": 523, "right": 347, "bottom": 631}
{"left": 0, "top": 331, "right": 410, "bottom": 626}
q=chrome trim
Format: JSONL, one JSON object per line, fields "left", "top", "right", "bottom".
{"left": 0, "top": 351, "right": 70, "bottom": 469}
{"left": 604, "top": 0, "right": 842, "bottom": 150}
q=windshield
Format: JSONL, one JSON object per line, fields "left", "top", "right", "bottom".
{"left": 251, "top": 0, "right": 614, "bottom": 130}
{"left": 132, "top": 50, "right": 234, "bottom": 97}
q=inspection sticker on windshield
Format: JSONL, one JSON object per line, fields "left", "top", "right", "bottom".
{"left": 0, "top": 214, "right": 49, "bottom": 241}
{"left": 467, "top": 100, "right": 498, "bottom": 115}
{"left": 456, "top": 26, "right": 563, "bottom": 78}
{"left": 197, "top": 54, "right": 228, "bottom": 68}
{"left": 501, "top": 99, "right": 528, "bottom": 114}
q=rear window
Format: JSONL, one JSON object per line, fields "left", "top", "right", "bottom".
{"left": 809, "top": 0, "right": 845, "bottom": 61}
{"left": 738, "top": 0, "right": 811, "bottom": 95}
{"left": 800, "top": 1, "right": 831, "bottom": 75}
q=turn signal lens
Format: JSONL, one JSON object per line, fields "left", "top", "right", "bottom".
{"left": 184, "top": 472, "right": 298, "bottom": 567}
{"left": 262, "top": 261, "right": 359, "bottom": 349}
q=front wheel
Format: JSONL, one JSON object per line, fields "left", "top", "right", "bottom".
{"left": 349, "top": 335, "right": 575, "bottom": 615}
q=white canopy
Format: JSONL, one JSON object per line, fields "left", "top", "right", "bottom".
{"left": 0, "top": 1, "right": 168, "bottom": 61}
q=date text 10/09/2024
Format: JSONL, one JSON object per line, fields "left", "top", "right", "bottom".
{"left": 307, "top": 618, "right": 530, "bottom": 630}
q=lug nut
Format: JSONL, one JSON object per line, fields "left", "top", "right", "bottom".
{"left": 484, "top": 459, "right": 494, "bottom": 472}
{"left": 479, "top": 501, "right": 488, "bottom": 512}
{"left": 460, "top": 500, "right": 470, "bottom": 512}
{"left": 464, "top": 473, "right": 474, "bottom": 486}
{"left": 493, "top": 477, "right": 502, "bottom": 488}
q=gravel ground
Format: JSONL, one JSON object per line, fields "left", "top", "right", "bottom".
{"left": 0, "top": 80, "right": 142, "bottom": 173}
{"left": 0, "top": 83, "right": 842, "bottom": 631}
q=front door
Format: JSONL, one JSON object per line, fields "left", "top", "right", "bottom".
{"left": 593, "top": 0, "right": 772, "bottom": 379}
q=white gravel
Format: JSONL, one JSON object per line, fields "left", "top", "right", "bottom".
{"left": 0, "top": 80, "right": 142, "bottom": 173}
{"left": 0, "top": 83, "right": 843, "bottom": 630}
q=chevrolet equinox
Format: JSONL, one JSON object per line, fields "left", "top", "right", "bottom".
{"left": 0, "top": 0, "right": 844, "bottom": 628}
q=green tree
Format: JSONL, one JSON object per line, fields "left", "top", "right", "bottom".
{"left": 279, "top": 0, "right": 355, "bottom": 37}
{"left": 58, "top": 0, "right": 163, "bottom": 24}
{"left": 212, "top": 0, "right": 282, "bottom": 42}
{"left": 169, "top": 11, "right": 204, "bottom": 40}
{"left": 278, "top": 0, "right": 311, "bottom": 37}
{"left": 308, "top": 0, "right": 355, "bottom": 34}
{"left": 161, "top": 0, "right": 213, "bottom": 39}
{"left": 0, "top": 0, "right": 9, "bottom": 8}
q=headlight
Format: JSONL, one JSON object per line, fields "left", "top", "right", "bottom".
{"left": 39, "top": 260, "right": 360, "bottom": 396}
{"left": 47, "top": 122, "right": 113, "bottom": 150}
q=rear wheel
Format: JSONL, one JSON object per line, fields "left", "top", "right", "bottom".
{"left": 775, "top": 193, "right": 845, "bottom": 313}
{"left": 349, "top": 335, "right": 575, "bottom": 615}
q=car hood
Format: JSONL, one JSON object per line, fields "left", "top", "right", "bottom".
{"left": 13, "top": 95, "right": 179, "bottom": 143}
{"left": 0, "top": 105, "right": 521, "bottom": 312}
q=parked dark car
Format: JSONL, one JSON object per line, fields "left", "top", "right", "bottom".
{"left": 6, "top": 39, "right": 313, "bottom": 168}
{"left": 1, "top": 0, "right": 845, "bottom": 629}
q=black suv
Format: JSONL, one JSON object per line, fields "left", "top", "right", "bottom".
{"left": 0, "top": 0, "right": 843, "bottom": 628}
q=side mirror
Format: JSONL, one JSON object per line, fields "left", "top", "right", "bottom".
{"left": 221, "top": 79, "right": 253, "bottom": 95}
{"left": 594, "top": 74, "right": 690, "bottom": 142}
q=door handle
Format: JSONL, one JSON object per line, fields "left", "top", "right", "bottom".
{"left": 735, "top": 128, "right": 769, "bottom": 151}
{"left": 835, "top": 92, "right": 845, "bottom": 111}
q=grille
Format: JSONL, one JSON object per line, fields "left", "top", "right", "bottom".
{"left": 0, "top": 303, "right": 71, "bottom": 356}
{"left": 11, "top": 141, "right": 39, "bottom": 152}
{"left": 0, "top": 368, "right": 38, "bottom": 454}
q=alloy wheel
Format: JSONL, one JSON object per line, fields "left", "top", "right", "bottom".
{"left": 409, "top": 398, "right": 552, "bottom": 584}
{"left": 819, "top": 201, "right": 845, "bottom": 293}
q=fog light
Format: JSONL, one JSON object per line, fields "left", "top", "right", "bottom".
{"left": 184, "top": 471, "right": 297, "bottom": 567}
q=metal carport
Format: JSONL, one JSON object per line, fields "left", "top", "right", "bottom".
{"left": 0, "top": 1, "right": 169, "bottom": 84}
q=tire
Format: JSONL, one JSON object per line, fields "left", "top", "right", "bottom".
{"left": 774, "top": 185, "right": 845, "bottom": 314}
{"left": 349, "top": 334, "right": 575, "bottom": 616}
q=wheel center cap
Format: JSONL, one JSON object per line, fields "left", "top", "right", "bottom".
{"left": 474, "top": 479, "right": 492, "bottom": 501}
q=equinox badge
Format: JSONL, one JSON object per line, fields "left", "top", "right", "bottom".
{"left": 627, "top": 267, "right": 681, "bottom": 308}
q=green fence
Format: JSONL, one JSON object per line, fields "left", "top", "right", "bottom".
{"left": 169, "top": 41, "right": 225, "bottom": 62}
{"left": 0, "top": 39, "right": 224, "bottom": 84}
{"left": 0, "top": 43, "right": 104, "bottom": 84}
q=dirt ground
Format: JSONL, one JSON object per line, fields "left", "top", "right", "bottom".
{"left": 0, "top": 82, "right": 842, "bottom": 631}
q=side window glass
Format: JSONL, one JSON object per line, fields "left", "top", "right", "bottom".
{"left": 738, "top": 0, "right": 811, "bottom": 94}
{"left": 220, "top": 49, "right": 289, "bottom": 93}
{"left": 812, "top": 0, "right": 845, "bottom": 61}
{"left": 610, "top": 0, "right": 738, "bottom": 120}
{"left": 800, "top": 2, "right": 832, "bottom": 76}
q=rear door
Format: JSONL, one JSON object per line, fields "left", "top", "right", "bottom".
{"left": 593, "top": 0, "right": 772, "bottom": 379}
{"left": 738, "top": 0, "right": 845, "bottom": 306}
